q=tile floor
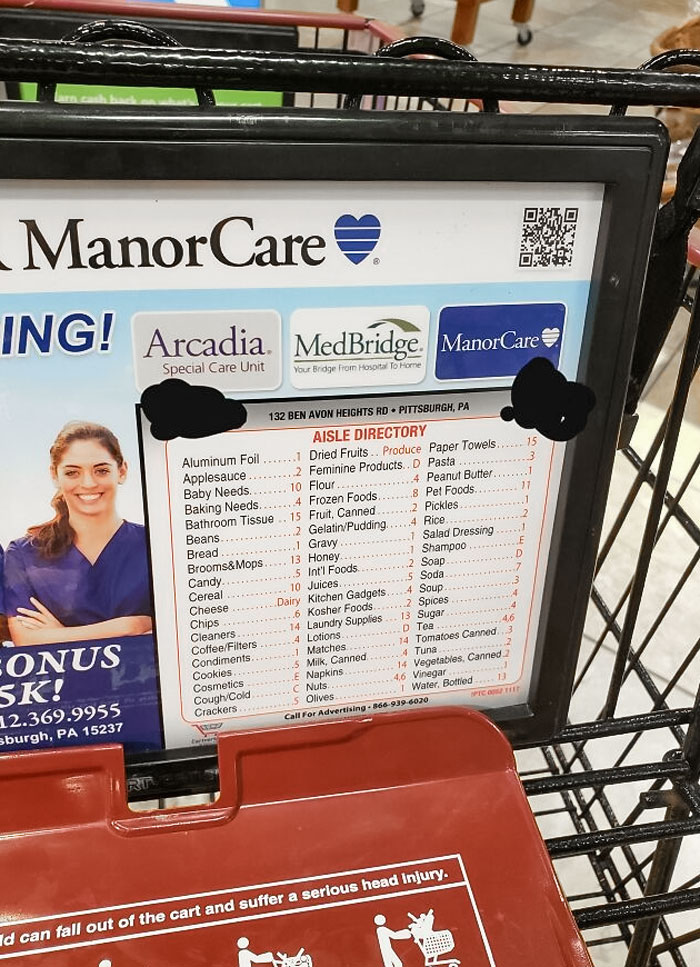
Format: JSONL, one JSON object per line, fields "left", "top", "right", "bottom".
{"left": 271, "top": 0, "right": 690, "bottom": 69}
{"left": 366, "top": 0, "right": 689, "bottom": 70}
{"left": 262, "top": 0, "right": 700, "bottom": 962}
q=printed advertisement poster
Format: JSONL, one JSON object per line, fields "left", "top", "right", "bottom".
{"left": 0, "top": 180, "right": 604, "bottom": 751}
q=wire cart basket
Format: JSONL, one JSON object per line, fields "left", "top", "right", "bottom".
{"left": 0, "top": 10, "right": 699, "bottom": 966}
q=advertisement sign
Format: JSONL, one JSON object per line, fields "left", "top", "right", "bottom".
{"left": 0, "top": 113, "right": 666, "bottom": 752}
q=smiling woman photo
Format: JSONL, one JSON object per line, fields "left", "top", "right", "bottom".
{"left": 3, "top": 421, "right": 153, "bottom": 646}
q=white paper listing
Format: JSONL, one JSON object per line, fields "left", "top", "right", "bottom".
{"left": 143, "top": 393, "right": 559, "bottom": 744}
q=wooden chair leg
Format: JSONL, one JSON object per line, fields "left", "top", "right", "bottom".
{"left": 511, "top": 0, "right": 535, "bottom": 25}
{"left": 451, "top": 0, "right": 481, "bottom": 47}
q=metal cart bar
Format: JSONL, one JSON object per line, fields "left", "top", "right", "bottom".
{"left": 553, "top": 709, "right": 696, "bottom": 743}
{"left": 574, "top": 889, "right": 700, "bottom": 929}
{"left": 523, "top": 762, "right": 690, "bottom": 796}
{"left": 4, "top": 40, "right": 700, "bottom": 106}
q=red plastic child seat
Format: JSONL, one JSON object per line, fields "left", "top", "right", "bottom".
{"left": 0, "top": 708, "right": 591, "bottom": 967}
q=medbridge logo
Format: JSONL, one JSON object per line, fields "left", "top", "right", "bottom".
{"left": 435, "top": 302, "right": 566, "bottom": 381}
{"left": 291, "top": 305, "right": 429, "bottom": 389}
{"left": 333, "top": 214, "right": 381, "bottom": 264}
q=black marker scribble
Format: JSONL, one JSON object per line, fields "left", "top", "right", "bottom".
{"left": 500, "top": 357, "right": 595, "bottom": 442}
{"left": 141, "top": 378, "right": 247, "bottom": 441}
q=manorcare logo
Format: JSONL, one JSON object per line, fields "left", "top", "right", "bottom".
{"left": 131, "top": 309, "right": 282, "bottom": 393}
{"left": 435, "top": 303, "right": 566, "bottom": 381}
{"left": 333, "top": 214, "right": 381, "bottom": 264}
{"left": 0, "top": 216, "right": 328, "bottom": 272}
{"left": 291, "top": 305, "right": 429, "bottom": 389}
{"left": 0, "top": 212, "right": 382, "bottom": 274}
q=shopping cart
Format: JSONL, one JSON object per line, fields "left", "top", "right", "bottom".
{"left": 0, "top": 0, "right": 410, "bottom": 111}
{"left": 408, "top": 911, "right": 460, "bottom": 967}
{"left": 0, "top": 22, "right": 699, "bottom": 967}
{"left": 0, "top": 0, "right": 405, "bottom": 62}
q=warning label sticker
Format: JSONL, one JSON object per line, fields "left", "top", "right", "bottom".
{"left": 0, "top": 856, "right": 494, "bottom": 966}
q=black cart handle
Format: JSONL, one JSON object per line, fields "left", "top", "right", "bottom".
{"left": 610, "top": 48, "right": 700, "bottom": 117}
{"left": 344, "top": 36, "right": 499, "bottom": 114}
{"left": 37, "top": 19, "right": 216, "bottom": 107}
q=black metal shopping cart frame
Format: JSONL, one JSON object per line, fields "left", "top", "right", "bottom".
{"left": 0, "top": 23, "right": 699, "bottom": 967}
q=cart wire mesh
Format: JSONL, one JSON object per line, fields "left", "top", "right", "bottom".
{"left": 1, "top": 21, "right": 700, "bottom": 967}
{"left": 518, "top": 260, "right": 700, "bottom": 967}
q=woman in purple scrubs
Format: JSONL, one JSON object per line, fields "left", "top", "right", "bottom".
{"left": 4, "top": 422, "right": 153, "bottom": 646}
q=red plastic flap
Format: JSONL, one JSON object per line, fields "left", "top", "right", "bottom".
{"left": 0, "top": 709, "right": 591, "bottom": 967}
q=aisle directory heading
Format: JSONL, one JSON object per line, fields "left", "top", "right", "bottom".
{"left": 0, "top": 180, "right": 603, "bottom": 751}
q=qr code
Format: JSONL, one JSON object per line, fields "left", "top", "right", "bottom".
{"left": 519, "top": 206, "right": 578, "bottom": 268}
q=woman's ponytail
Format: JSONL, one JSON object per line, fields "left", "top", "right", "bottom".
{"left": 27, "top": 492, "right": 75, "bottom": 559}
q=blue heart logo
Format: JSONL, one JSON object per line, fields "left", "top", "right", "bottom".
{"left": 334, "top": 214, "right": 381, "bottom": 264}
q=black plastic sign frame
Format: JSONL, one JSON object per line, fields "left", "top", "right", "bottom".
{"left": 0, "top": 105, "right": 667, "bottom": 751}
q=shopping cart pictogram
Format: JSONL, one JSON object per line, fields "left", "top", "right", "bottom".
{"left": 408, "top": 911, "right": 460, "bottom": 967}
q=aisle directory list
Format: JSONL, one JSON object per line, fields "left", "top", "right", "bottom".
{"left": 144, "top": 392, "right": 559, "bottom": 742}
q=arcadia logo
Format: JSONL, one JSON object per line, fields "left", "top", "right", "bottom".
{"left": 131, "top": 309, "right": 282, "bottom": 393}
{"left": 334, "top": 214, "right": 381, "bottom": 264}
